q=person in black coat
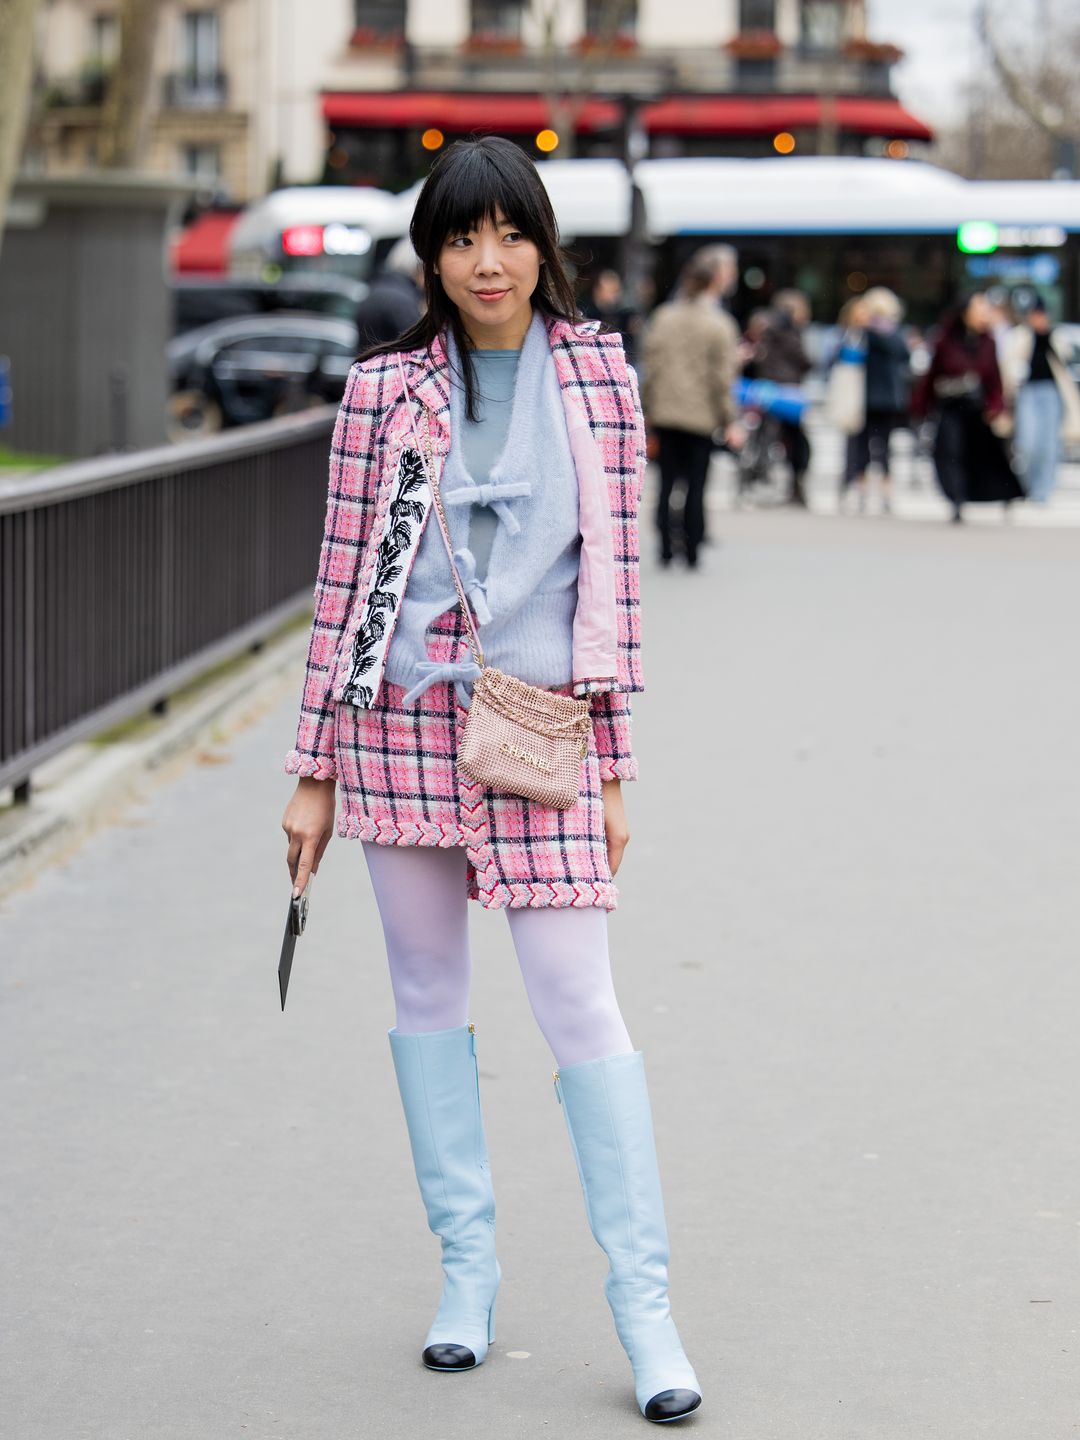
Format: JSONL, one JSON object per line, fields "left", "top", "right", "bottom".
{"left": 753, "top": 290, "right": 813, "bottom": 506}
{"left": 354, "top": 237, "right": 424, "bottom": 351}
{"left": 843, "top": 287, "right": 912, "bottom": 515}
{"left": 912, "top": 291, "right": 1022, "bottom": 524}
{"left": 580, "top": 268, "right": 642, "bottom": 367}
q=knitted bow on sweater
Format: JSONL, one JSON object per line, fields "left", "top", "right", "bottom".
{"left": 442, "top": 480, "right": 531, "bottom": 535}
{"left": 401, "top": 659, "right": 483, "bottom": 709}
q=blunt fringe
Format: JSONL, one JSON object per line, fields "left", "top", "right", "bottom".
{"left": 356, "top": 136, "right": 582, "bottom": 419}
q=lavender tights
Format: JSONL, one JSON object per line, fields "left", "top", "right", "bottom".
{"left": 361, "top": 841, "right": 634, "bottom": 1067}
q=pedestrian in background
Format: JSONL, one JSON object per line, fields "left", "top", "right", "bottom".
{"left": 282, "top": 135, "right": 702, "bottom": 1425}
{"left": 1001, "top": 296, "right": 1080, "bottom": 505}
{"left": 753, "top": 289, "right": 813, "bottom": 507}
{"left": 580, "top": 266, "right": 642, "bottom": 366}
{"left": 707, "top": 242, "right": 741, "bottom": 320}
{"left": 985, "top": 286, "right": 1014, "bottom": 369}
{"left": 353, "top": 236, "right": 425, "bottom": 350}
{"left": 844, "top": 287, "right": 911, "bottom": 516}
{"left": 640, "top": 246, "right": 742, "bottom": 568}
{"left": 913, "top": 291, "right": 1022, "bottom": 524}
{"left": 827, "top": 296, "right": 870, "bottom": 498}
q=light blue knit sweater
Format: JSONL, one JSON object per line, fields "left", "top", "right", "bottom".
{"left": 382, "top": 309, "right": 582, "bottom": 706}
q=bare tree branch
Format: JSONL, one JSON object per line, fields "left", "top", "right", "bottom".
{"left": 535, "top": 0, "right": 639, "bottom": 159}
{"left": 97, "top": 0, "right": 166, "bottom": 169}
{"left": 981, "top": 2, "right": 1070, "bottom": 139}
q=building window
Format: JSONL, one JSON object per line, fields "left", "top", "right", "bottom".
{"left": 800, "top": 0, "right": 845, "bottom": 51}
{"left": 90, "top": 12, "right": 120, "bottom": 67}
{"left": 738, "top": 0, "right": 776, "bottom": 30}
{"left": 471, "top": 0, "right": 523, "bottom": 39}
{"left": 182, "top": 143, "right": 221, "bottom": 181}
{"left": 182, "top": 10, "right": 220, "bottom": 79}
{"left": 352, "top": 0, "right": 406, "bottom": 37}
{"left": 584, "top": 0, "right": 637, "bottom": 37}
{"left": 171, "top": 11, "right": 225, "bottom": 106}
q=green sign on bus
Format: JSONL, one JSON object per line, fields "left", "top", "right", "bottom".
{"left": 957, "top": 221, "right": 1000, "bottom": 254}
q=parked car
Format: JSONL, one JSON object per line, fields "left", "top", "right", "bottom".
{"left": 169, "top": 274, "right": 368, "bottom": 336}
{"left": 165, "top": 315, "right": 358, "bottom": 441}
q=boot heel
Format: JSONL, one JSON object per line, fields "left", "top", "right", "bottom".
{"left": 487, "top": 1296, "right": 497, "bottom": 1346}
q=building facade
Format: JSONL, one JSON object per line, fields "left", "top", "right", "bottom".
{"left": 24, "top": 0, "right": 352, "bottom": 202}
{"left": 323, "top": 0, "right": 929, "bottom": 189}
{"left": 22, "top": 1, "right": 928, "bottom": 201}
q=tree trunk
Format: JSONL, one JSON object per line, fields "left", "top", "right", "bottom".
{"left": 97, "top": 0, "right": 165, "bottom": 170}
{"left": 0, "top": 0, "right": 42, "bottom": 260}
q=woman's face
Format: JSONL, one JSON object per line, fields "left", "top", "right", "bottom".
{"left": 434, "top": 211, "right": 541, "bottom": 345}
{"left": 964, "top": 294, "right": 992, "bottom": 332}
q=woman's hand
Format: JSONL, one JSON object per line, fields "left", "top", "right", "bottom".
{"left": 282, "top": 777, "right": 337, "bottom": 897}
{"left": 602, "top": 778, "right": 630, "bottom": 876}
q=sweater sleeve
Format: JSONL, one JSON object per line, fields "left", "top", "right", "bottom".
{"left": 590, "top": 690, "right": 638, "bottom": 782}
{"left": 284, "top": 363, "right": 378, "bottom": 781}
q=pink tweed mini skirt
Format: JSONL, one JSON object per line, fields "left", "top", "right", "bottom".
{"left": 333, "top": 609, "right": 617, "bottom": 911}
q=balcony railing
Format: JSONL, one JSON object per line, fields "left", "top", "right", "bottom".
{"left": 397, "top": 43, "right": 896, "bottom": 97}
{"left": 163, "top": 71, "right": 229, "bottom": 110}
{"left": 41, "top": 70, "right": 110, "bottom": 110}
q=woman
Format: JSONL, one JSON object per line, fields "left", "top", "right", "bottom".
{"left": 639, "top": 245, "right": 741, "bottom": 566}
{"left": 281, "top": 137, "right": 701, "bottom": 1425}
{"left": 913, "top": 291, "right": 1022, "bottom": 524}
{"left": 1001, "top": 296, "right": 1080, "bottom": 504}
{"left": 843, "top": 288, "right": 911, "bottom": 515}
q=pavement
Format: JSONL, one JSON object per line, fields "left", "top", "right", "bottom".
{"left": 2, "top": 462, "right": 1078, "bottom": 1440}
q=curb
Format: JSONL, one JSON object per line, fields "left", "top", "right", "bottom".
{"left": 0, "top": 624, "right": 311, "bottom": 903}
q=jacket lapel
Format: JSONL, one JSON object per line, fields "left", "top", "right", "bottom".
{"left": 333, "top": 341, "right": 449, "bottom": 708}
{"left": 401, "top": 334, "right": 452, "bottom": 454}
{"left": 547, "top": 317, "right": 620, "bottom": 692}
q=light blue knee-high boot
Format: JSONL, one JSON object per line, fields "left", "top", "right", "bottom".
{"left": 389, "top": 1022, "right": 501, "bottom": 1371}
{"left": 554, "top": 1051, "right": 702, "bottom": 1423}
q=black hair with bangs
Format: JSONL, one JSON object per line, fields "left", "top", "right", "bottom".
{"left": 357, "top": 135, "right": 582, "bottom": 420}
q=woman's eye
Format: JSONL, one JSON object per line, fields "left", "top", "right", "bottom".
{"left": 503, "top": 231, "right": 524, "bottom": 242}
{"left": 448, "top": 236, "right": 471, "bottom": 248}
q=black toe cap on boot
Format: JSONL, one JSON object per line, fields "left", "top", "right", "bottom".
{"left": 644, "top": 1388, "right": 702, "bottom": 1422}
{"left": 422, "top": 1343, "right": 477, "bottom": 1371}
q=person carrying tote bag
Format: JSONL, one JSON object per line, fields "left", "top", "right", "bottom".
{"left": 281, "top": 136, "right": 702, "bottom": 1425}
{"left": 825, "top": 303, "right": 868, "bottom": 437}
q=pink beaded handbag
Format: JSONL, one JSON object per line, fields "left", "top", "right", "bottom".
{"left": 398, "top": 353, "right": 591, "bottom": 810}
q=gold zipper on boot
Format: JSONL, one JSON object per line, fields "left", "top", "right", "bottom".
{"left": 553, "top": 1068, "right": 562, "bottom": 1105}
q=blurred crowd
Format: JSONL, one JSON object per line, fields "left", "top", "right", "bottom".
{"left": 351, "top": 240, "right": 1080, "bottom": 566}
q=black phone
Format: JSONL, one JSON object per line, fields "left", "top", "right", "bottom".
{"left": 278, "top": 878, "right": 312, "bottom": 1010}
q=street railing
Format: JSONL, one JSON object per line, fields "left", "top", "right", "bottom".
{"left": 0, "top": 408, "right": 335, "bottom": 798}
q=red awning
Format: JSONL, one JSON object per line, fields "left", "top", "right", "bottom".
{"left": 170, "top": 210, "right": 241, "bottom": 275}
{"left": 322, "top": 90, "right": 932, "bottom": 144}
{"left": 642, "top": 94, "right": 933, "bottom": 141}
{"left": 322, "top": 91, "right": 621, "bottom": 133}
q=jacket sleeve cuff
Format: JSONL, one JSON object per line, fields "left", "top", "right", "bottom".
{"left": 599, "top": 755, "right": 639, "bottom": 782}
{"left": 285, "top": 749, "right": 338, "bottom": 781}
{"left": 590, "top": 692, "right": 638, "bottom": 782}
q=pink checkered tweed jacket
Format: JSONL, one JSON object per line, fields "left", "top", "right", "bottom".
{"left": 286, "top": 313, "right": 645, "bottom": 781}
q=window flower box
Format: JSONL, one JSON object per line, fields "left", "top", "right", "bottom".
{"left": 349, "top": 26, "right": 405, "bottom": 52}
{"left": 724, "top": 30, "right": 783, "bottom": 59}
{"left": 463, "top": 31, "right": 525, "bottom": 56}
{"left": 843, "top": 38, "right": 904, "bottom": 64}
{"left": 574, "top": 32, "right": 639, "bottom": 55}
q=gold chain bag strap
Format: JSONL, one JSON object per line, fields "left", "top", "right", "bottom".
{"left": 396, "top": 352, "right": 591, "bottom": 810}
